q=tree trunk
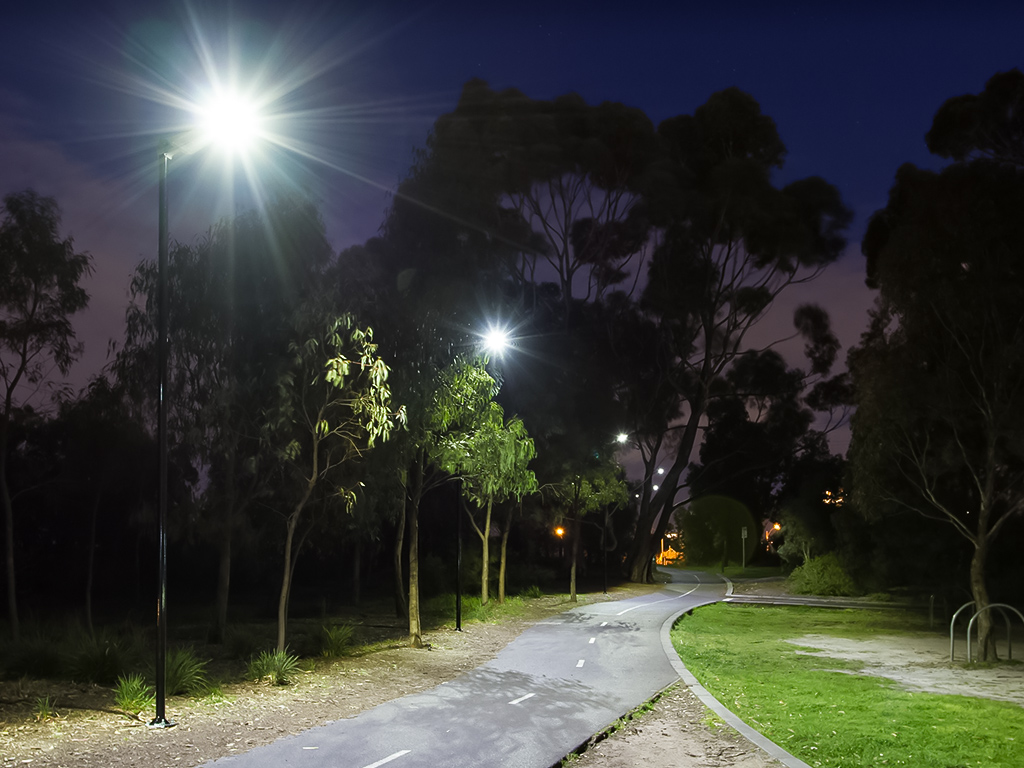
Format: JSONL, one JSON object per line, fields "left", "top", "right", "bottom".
{"left": 481, "top": 498, "right": 492, "bottom": 606}
{"left": 407, "top": 453, "right": 424, "bottom": 648}
{"left": 391, "top": 473, "right": 407, "bottom": 622}
{"left": 351, "top": 544, "right": 361, "bottom": 606}
{"left": 570, "top": 516, "right": 580, "bottom": 603}
{"left": 624, "top": 393, "right": 705, "bottom": 583}
{"left": 970, "top": 537, "right": 997, "bottom": 661}
{"left": 0, "top": 431, "right": 18, "bottom": 642}
{"left": 277, "top": 514, "right": 298, "bottom": 652}
{"left": 393, "top": 477, "right": 407, "bottom": 621}
{"left": 277, "top": 481, "right": 314, "bottom": 653}
{"left": 498, "top": 504, "right": 513, "bottom": 605}
{"left": 213, "top": 528, "right": 232, "bottom": 644}
{"left": 85, "top": 493, "right": 100, "bottom": 638}
{"left": 212, "top": 448, "right": 237, "bottom": 644}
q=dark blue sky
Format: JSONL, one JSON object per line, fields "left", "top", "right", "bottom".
{"left": 3, "top": 0, "right": 1022, "bottom": 455}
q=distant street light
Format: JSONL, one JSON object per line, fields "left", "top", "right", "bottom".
{"left": 151, "top": 90, "right": 262, "bottom": 729}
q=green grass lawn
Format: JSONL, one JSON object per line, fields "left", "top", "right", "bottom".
{"left": 672, "top": 604, "right": 1024, "bottom": 768}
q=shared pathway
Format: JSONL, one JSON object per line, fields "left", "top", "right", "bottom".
{"left": 202, "top": 571, "right": 728, "bottom": 768}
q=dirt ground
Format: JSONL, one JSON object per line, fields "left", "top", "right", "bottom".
{"left": 3, "top": 579, "right": 1021, "bottom": 768}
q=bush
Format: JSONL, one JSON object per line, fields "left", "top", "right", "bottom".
{"left": 69, "top": 639, "right": 132, "bottom": 685}
{"left": 788, "top": 552, "right": 859, "bottom": 597}
{"left": 34, "top": 696, "right": 57, "bottom": 721}
{"left": 320, "top": 624, "right": 355, "bottom": 658}
{"left": 519, "top": 585, "right": 544, "bottom": 599}
{"left": 165, "top": 646, "right": 210, "bottom": 696}
{"left": 114, "top": 673, "right": 155, "bottom": 720}
{"left": 225, "top": 628, "right": 262, "bottom": 661}
{"left": 422, "top": 593, "right": 487, "bottom": 623}
{"left": 247, "top": 649, "right": 302, "bottom": 685}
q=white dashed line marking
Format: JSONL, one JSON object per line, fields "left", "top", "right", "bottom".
{"left": 616, "top": 586, "right": 699, "bottom": 615}
{"left": 576, "top": 659, "right": 585, "bottom": 668}
{"left": 363, "top": 750, "right": 411, "bottom": 768}
{"left": 600, "top": 621, "right": 608, "bottom": 627}
{"left": 589, "top": 637, "right": 596, "bottom": 644}
{"left": 509, "top": 692, "right": 536, "bottom": 705}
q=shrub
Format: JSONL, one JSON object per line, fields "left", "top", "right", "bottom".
{"left": 422, "top": 593, "right": 487, "bottom": 623}
{"left": 225, "top": 628, "right": 262, "bottom": 661}
{"left": 165, "top": 646, "right": 210, "bottom": 696}
{"left": 788, "top": 552, "right": 859, "bottom": 597}
{"left": 248, "top": 649, "right": 302, "bottom": 685}
{"left": 320, "top": 624, "right": 355, "bottom": 658}
{"left": 69, "top": 639, "right": 131, "bottom": 685}
{"left": 114, "top": 673, "right": 155, "bottom": 720}
{"left": 34, "top": 696, "right": 57, "bottom": 721}
{"left": 519, "top": 585, "right": 544, "bottom": 599}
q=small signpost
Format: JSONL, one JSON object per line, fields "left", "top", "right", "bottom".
{"left": 741, "top": 526, "right": 748, "bottom": 570}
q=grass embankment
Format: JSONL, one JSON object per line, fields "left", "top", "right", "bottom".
{"left": 672, "top": 604, "right": 1024, "bottom": 768}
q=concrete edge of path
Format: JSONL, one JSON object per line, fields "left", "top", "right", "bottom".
{"left": 659, "top": 581, "right": 814, "bottom": 768}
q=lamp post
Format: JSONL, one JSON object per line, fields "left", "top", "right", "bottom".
{"left": 149, "top": 91, "right": 262, "bottom": 728}
{"left": 151, "top": 143, "right": 173, "bottom": 729}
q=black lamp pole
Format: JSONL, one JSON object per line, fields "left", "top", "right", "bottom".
{"left": 150, "top": 144, "right": 174, "bottom": 729}
{"left": 455, "top": 478, "right": 463, "bottom": 632}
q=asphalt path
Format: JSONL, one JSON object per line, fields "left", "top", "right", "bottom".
{"left": 200, "top": 570, "right": 726, "bottom": 768}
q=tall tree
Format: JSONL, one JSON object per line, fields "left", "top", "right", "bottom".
{"left": 926, "top": 68, "right": 1024, "bottom": 169}
{"left": 624, "top": 88, "right": 850, "bottom": 582}
{"left": 0, "top": 190, "right": 92, "bottom": 640}
{"left": 851, "top": 157, "right": 1024, "bottom": 660}
{"left": 116, "top": 196, "right": 332, "bottom": 641}
{"left": 547, "top": 461, "right": 627, "bottom": 602}
{"left": 265, "top": 309, "right": 404, "bottom": 651}
{"left": 437, "top": 401, "right": 537, "bottom": 606}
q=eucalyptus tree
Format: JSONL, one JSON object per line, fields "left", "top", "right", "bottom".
{"left": 116, "top": 195, "right": 331, "bottom": 641}
{"left": 332, "top": 235, "right": 500, "bottom": 644}
{"left": 437, "top": 400, "right": 537, "bottom": 606}
{"left": 926, "top": 68, "right": 1024, "bottom": 169}
{"left": 46, "top": 378, "right": 154, "bottom": 635}
{"left": 546, "top": 460, "right": 627, "bottom": 602}
{"left": 0, "top": 190, "right": 92, "bottom": 640}
{"left": 850, "top": 157, "right": 1024, "bottom": 660}
{"left": 265, "top": 308, "right": 404, "bottom": 652}
{"left": 624, "top": 88, "right": 851, "bottom": 583}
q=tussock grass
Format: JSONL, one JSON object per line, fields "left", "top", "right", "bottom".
{"left": 672, "top": 604, "right": 1024, "bottom": 767}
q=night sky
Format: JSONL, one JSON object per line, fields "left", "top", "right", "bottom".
{"left": 3, "top": 0, "right": 1023, "bottom": 457}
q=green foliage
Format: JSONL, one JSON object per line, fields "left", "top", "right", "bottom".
{"left": 320, "top": 624, "right": 355, "bottom": 658}
{"left": 69, "top": 639, "right": 133, "bottom": 685}
{"left": 421, "top": 593, "right": 531, "bottom": 624}
{"left": 34, "top": 695, "right": 57, "bottom": 721}
{"left": 787, "top": 552, "right": 859, "bottom": 597}
{"left": 852, "top": 79, "right": 1024, "bottom": 625}
{"left": 248, "top": 649, "right": 302, "bottom": 685}
{"left": 438, "top": 400, "right": 538, "bottom": 508}
{"left": 679, "top": 496, "right": 757, "bottom": 567}
{"left": 114, "top": 673, "right": 155, "bottom": 720}
{"left": 519, "top": 585, "right": 543, "bottom": 599}
{"left": 164, "top": 646, "right": 210, "bottom": 696}
{"left": 672, "top": 604, "right": 1024, "bottom": 767}
{"left": 225, "top": 628, "right": 262, "bottom": 661}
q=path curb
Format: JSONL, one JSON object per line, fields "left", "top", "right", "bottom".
{"left": 659, "top": 578, "right": 813, "bottom": 768}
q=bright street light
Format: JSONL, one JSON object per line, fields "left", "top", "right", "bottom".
{"left": 152, "top": 88, "right": 263, "bottom": 729}
{"left": 196, "top": 90, "right": 262, "bottom": 154}
{"left": 615, "top": 432, "right": 629, "bottom": 444}
{"left": 483, "top": 326, "right": 510, "bottom": 356}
